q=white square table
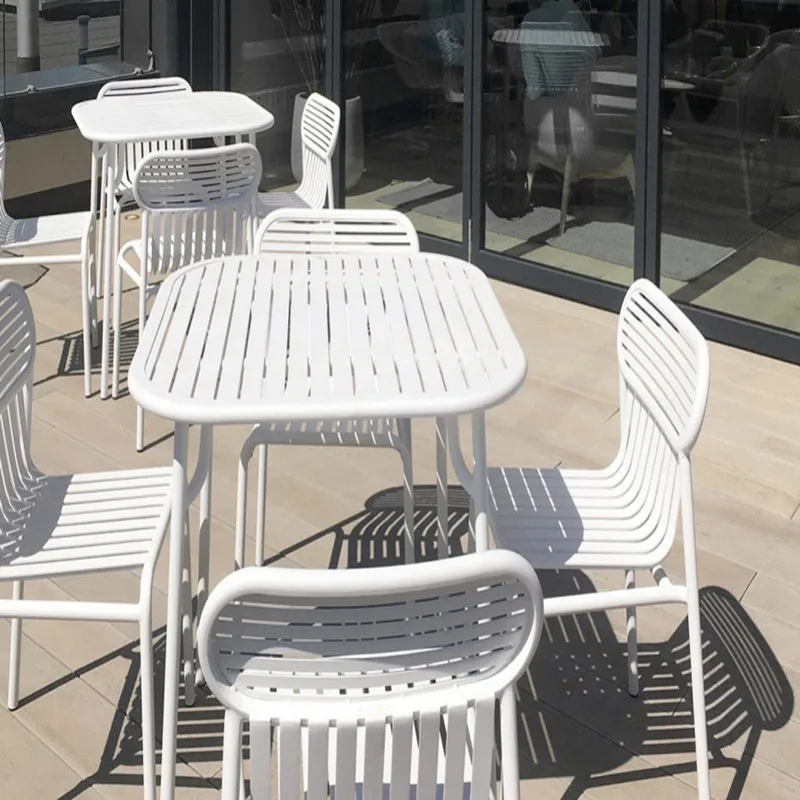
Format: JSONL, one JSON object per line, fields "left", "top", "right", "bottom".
{"left": 71, "top": 90, "right": 275, "bottom": 400}
{"left": 128, "top": 252, "right": 527, "bottom": 800}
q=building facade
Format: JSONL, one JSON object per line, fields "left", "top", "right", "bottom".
{"left": 4, "top": 0, "right": 800, "bottom": 363}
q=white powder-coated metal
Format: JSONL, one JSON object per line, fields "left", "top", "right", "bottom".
{"left": 0, "top": 279, "right": 172, "bottom": 800}
{"left": 478, "top": 278, "right": 712, "bottom": 799}
{"left": 128, "top": 253, "right": 527, "bottom": 424}
{"left": 197, "top": 550, "right": 544, "bottom": 800}
{"left": 239, "top": 209, "right": 422, "bottom": 568}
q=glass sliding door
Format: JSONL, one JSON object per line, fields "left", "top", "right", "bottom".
{"left": 229, "top": 0, "right": 325, "bottom": 195}
{"left": 660, "top": 0, "right": 800, "bottom": 332}
{"left": 343, "top": 1, "right": 466, "bottom": 246}
{"left": 478, "top": 0, "right": 639, "bottom": 286}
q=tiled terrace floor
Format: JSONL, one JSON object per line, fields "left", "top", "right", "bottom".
{"left": 2, "top": 246, "right": 800, "bottom": 799}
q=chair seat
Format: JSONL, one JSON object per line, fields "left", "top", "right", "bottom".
{"left": 487, "top": 465, "right": 668, "bottom": 569}
{"left": 0, "top": 211, "right": 89, "bottom": 252}
{"left": 254, "top": 417, "right": 403, "bottom": 448}
{"left": 0, "top": 466, "right": 172, "bottom": 581}
{"left": 256, "top": 191, "right": 310, "bottom": 220}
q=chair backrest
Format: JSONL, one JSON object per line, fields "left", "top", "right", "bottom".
{"left": 254, "top": 208, "right": 420, "bottom": 255}
{"left": 296, "top": 93, "right": 341, "bottom": 210}
{"left": 198, "top": 549, "right": 544, "bottom": 800}
{"left": 97, "top": 77, "right": 193, "bottom": 190}
{"left": 615, "top": 279, "right": 710, "bottom": 562}
{"left": 0, "top": 280, "right": 37, "bottom": 522}
{"left": 133, "top": 142, "right": 262, "bottom": 276}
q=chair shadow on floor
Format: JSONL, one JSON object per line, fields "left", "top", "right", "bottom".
{"left": 53, "top": 484, "right": 793, "bottom": 799}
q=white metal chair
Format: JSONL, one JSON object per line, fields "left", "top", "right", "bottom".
{"left": 256, "top": 93, "right": 340, "bottom": 219}
{"left": 97, "top": 76, "right": 194, "bottom": 207}
{"left": 237, "top": 208, "right": 420, "bottom": 568}
{"left": 198, "top": 549, "right": 544, "bottom": 800}
{"left": 0, "top": 278, "right": 173, "bottom": 800}
{"left": 115, "top": 142, "right": 262, "bottom": 451}
{"left": 473, "top": 278, "right": 712, "bottom": 798}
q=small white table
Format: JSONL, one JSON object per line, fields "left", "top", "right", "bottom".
{"left": 71, "top": 90, "right": 275, "bottom": 400}
{"left": 128, "top": 252, "right": 527, "bottom": 800}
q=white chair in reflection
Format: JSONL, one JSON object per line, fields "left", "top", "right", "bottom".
{"left": 198, "top": 549, "right": 544, "bottom": 800}
{"left": 237, "top": 208, "right": 421, "bottom": 567}
{"left": 473, "top": 279, "right": 712, "bottom": 798}
{"left": 256, "top": 93, "right": 340, "bottom": 219}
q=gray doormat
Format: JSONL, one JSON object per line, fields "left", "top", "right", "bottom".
{"left": 378, "top": 178, "right": 734, "bottom": 282}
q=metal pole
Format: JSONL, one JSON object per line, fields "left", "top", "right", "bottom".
{"left": 16, "top": 0, "right": 41, "bottom": 73}
{"left": 77, "top": 15, "right": 89, "bottom": 65}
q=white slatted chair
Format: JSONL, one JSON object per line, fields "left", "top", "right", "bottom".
{"left": 477, "top": 278, "right": 712, "bottom": 798}
{"left": 97, "top": 76, "right": 193, "bottom": 207}
{"left": 115, "top": 142, "right": 262, "bottom": 451}
{"left": 0, "top": 279, "right": 173, "bottom": 800}
{"left": 256, "top": 93, "right": 340, "bottom": 219}
{"left": 197, "top": 549, "right": 544, "bottom": 800}
{"left": 237, "top": 208, "right": 420, "bottom": 568}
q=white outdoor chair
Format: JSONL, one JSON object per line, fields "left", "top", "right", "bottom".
{"left": 0, "top": 278, "right": 174, "bottom": 800}
{"left": 475, "top": 278, "right": 712, "bottom": 798}
{"left": 97, "top": 76, "right": 194, "bottom": 207}
{"left": 256, "top": 93, "right": 340, "bottom": 219}
{"left": 197, "top": 549, "right": 544, "bottom": 800}
{"left": 237, "top": 208, "right": 420, "bottom": 568}
{"left": 116, "top": 142, "right": 262, "bottom": 451}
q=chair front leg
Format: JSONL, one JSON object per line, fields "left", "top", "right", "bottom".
{"left": 7, "top": 580, "right": 23, "bottom": 710}
{"left": 625, "top": 569, "right": 639, "bottom": 696}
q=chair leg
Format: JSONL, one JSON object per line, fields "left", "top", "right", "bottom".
{"left": 398, "top": 418, "right": 414, "bottom": 563}
{"left": 625, "top": 569, "right": 639, "bottom": 697}
{"left": 255, "top": 444, "right": 268, "bottom": 567}
{"left": 112, "top": 261, "right": 123, "bottom": 400}
{"left": 181, "top": 520, "right": 196, "bottom": 708}
{"left": 81, "top": 249, "right": 94, "bottom": 399}
{"left": 436, "top": 417, "right": 449, "bottom": 560}
{"left": 136, "top": 276, "right": 148, "bottom": 452}
{"left": 560, "top": 155, "right": 574, "bottom": 236}
{"left": 686, "top": 582, "right": 710, "bottom": 799}
{"left": 7, "top": 580, "right": 23, "bottom": 710}
{"left": 221, "top": 710, "right": 243, "bottom": 800}
{"left": 139, "top": 603, "right": 156, "bottom": 800}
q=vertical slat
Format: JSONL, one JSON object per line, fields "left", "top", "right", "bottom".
{"left": 306, "top": 722, "right": 330, "bottom": 800}
{"left": 334, "top": 720, "right": 358, "bottom": 800}
{"left": 279, "top": 721, "right": 302, "bottom": 800}
{"left": 468, "top": 699, "right": 496, "bottom": 800}
{"left": 443, "top": 705, "right": 468, "bottom": 800}
{"left": 249, "top": 720, "right": 272, "bottom": 800}
{"left": 389, "top": 714, "right": 413, "bottom": 800}
{"left": 362, "top": 719, "right": 387, "bottom": 800}
{"left": 415, "top": 710, "right": 441, "bottom": 800}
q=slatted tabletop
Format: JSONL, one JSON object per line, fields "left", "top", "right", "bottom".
{"left": 72, "top": 90, "right": 275, "bottom": 144}
{"left": 128, "top": 254, "right": 527, "bottom": 425}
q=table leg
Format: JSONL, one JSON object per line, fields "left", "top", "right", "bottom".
{"left": 195, "top": 425, "right": 213, "bottom": 687}
{"left": 471, "top": 411, "right": 489, "bottom": 553}
{"left": 159, "top": 422, "right": 189, "bottom": 800}
{"left": 100, "top": 145, "right": 118, "bottom": 400}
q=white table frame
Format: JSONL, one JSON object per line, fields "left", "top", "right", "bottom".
{"left": 71, "top": 90, "right": 275, "bottom": 400}
{"left": 128, "top": 253, "right": 527, "bottom": 800}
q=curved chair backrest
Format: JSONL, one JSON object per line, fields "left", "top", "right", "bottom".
{"left": 198, "top": 549, "right": 544, "bottom": 800}
{"left": 133, "top": 142, "right": 262, "bottom": 276}
{"left": 615, "top": 278, "right": 710, "bottom": 563}
{"left": 97, "top": 77, "right": 193, "bottom": 192}
{"left": 296, "top": 93, "right": 341, "bottom": 210}
{"left": 0, "top": 280, "right": 37, "bottom": 514}
{"left": 254, "top": 208, "right": 420, "bottom": 255}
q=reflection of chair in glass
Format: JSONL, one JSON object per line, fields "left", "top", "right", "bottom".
{"left": 520, "top": 22, "right": 634, "bottom": 235}
{"left": 479, "top": 279, "right": 712, "bottom": 798}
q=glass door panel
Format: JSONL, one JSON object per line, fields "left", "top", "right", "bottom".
{"left": 344, "top": 1, "right": 465, "bottom": 245}
{"left": 480, "top": 0, "right": 638, "bottom": 286}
